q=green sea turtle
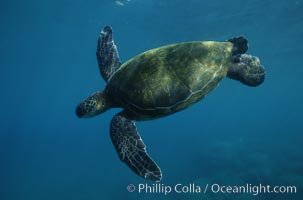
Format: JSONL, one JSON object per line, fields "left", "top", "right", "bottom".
{"left": 76, "top": 26, "right": 265, "bottom": 181}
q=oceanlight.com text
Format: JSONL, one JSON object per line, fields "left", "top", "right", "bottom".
{"left": 210, "top": 183, "right": 297, "bottom": 196}
{"left": 126, "top": 183, "right": 297, "bottom": 196}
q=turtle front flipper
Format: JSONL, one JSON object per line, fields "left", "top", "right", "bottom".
{"left": 96, "top": 26, "right": 121, "bottom": 82}
{"left": 110, "top": 111, "right": 162, "bottom": 182}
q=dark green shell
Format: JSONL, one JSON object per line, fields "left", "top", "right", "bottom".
{"left": 107, "top": 41, "right": 233, "bottom": 119}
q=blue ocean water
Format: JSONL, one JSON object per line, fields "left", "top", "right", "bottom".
{"left": 1, "top": 0, "right": 302, "bottom": 199}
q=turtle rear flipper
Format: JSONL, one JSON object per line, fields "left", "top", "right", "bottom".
{"left": 96, "top": 26, "right": 121, "bottom": 82}
{"left": 110, "top": 112, "right": 162, "bottom": 182}
{"left": 227, "top": 54, "right": 265, "bottom": 87}
{"left": 228, "top": 36, "right": 248, "bottom": 56}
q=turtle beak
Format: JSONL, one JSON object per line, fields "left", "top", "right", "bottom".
{"left": 76, "top": 104, "right": 86, "bottom": 118}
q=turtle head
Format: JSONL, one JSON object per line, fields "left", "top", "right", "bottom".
{"left": 76, "top": 90, "right": 110, "bottom": 118}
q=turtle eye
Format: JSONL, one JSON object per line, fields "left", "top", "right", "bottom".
{"left": 101, "top": 101, "right": 106, "bottom": 108}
